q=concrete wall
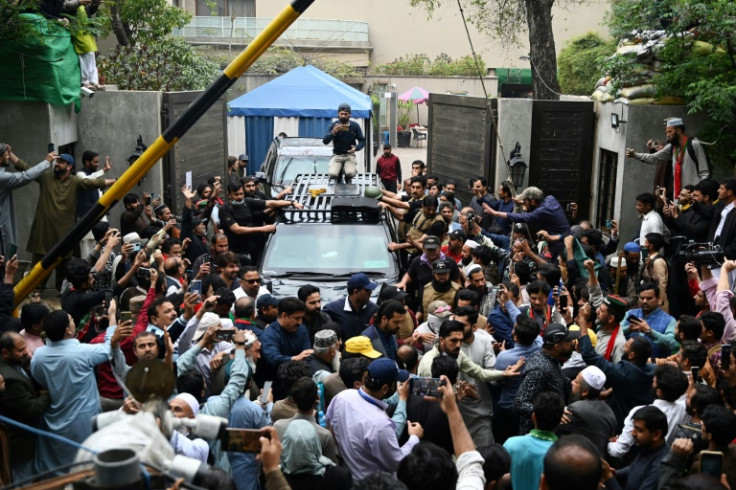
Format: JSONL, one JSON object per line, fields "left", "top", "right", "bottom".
{"left": 592, "top": 101, "right": 709, "bottom": 242}
{"left": 76, "top": 90, "right": 165, "bottom": 231}
{"left": 494, "top": 98, "right": 533, "bottom": 191}
{"left": 2, "top": 102, "right": 79, "bottom": 262}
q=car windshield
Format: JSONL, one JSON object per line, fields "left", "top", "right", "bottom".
{"left": 274, "top": 156, "right": 331, "bottom": 184}
{"left": 261, "top": 224, "right": 395, "bottom": 274}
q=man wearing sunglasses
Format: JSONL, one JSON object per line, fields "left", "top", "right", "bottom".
{"left": 234, "top": 265, "right": 269, "bottom": 303}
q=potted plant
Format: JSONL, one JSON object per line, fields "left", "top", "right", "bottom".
{"left": 397, "top": 100, "right": 413, "bottom": 147}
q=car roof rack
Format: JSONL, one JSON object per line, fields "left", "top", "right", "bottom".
{"left": 281, "top": 173, "right": 382, "bottom": 224}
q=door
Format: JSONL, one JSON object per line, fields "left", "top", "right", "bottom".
{"left": 162, "top": 91, "right": 228, "bottom": 215}
{"left": 528, "top": 100, "right": 595, "bottom": 221}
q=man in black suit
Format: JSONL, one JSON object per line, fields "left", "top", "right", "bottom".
{"left": 707, "top": 178, "right": 736, "bottom": 260}
{"left": 0, "top": 331, "right": 50, "bottom": 481}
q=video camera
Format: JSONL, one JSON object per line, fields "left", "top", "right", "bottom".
{"left": 678, "top": 241, "right": 724, "bottom": 267}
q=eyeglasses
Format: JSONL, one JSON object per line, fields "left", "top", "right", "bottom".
{"left": 245, "top": 278, "right": 261, "bottom": 284}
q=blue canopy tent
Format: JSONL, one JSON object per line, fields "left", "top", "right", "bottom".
{"left": 228, "top": 65, "right": 372, "bottom": 174}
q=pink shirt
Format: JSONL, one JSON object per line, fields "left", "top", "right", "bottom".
{"left": 20, "top": 330, "right": 45, "bottom": 355}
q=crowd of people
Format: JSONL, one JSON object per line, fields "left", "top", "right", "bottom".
{"left": 1, "top": 115, "right": 736, "bottom": 490}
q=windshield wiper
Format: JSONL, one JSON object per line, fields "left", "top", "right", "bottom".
{"left": 269, "top": 271, "right": 336, "bottom": 278}
{"left": 331, "top": 271, "right": 385, "bottom": 278}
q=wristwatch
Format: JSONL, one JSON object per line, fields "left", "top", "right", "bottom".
{"left": 234, "top": 341, "right": 246, "bottom": 346}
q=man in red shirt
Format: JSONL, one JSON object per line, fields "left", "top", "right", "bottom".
{"left": 441, "top": 229, "right": 466, "bottom": 264}
{"left": 376, "top": 144, "right": 402, "bottom": 193}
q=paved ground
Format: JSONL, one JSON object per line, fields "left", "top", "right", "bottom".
{"left": 370, "top": 144, "right": 427, "bottom": 186}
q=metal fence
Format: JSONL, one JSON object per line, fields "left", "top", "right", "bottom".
{"left": 173, "top": 17, "right": 369, "bottom": 44}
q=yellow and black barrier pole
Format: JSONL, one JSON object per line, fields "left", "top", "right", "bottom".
{"left": 14, "top": 0, "right": 316, "bottom": 306}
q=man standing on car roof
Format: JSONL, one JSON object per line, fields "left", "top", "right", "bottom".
{"left": 323, "top": 103, "right": 365, "bottom": 184}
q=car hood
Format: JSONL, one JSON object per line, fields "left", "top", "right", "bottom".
{"left": 263, "top": 274, "right": 396, "bottom": 303}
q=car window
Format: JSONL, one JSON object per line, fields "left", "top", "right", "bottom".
{"left": 274, "top": 156, "right": 331, "bottom": 184}
{"left": 261, "top": 224, "right": 394, "bottom": 273}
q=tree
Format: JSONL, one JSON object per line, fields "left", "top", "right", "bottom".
{"left": 605, "top": 0, "right": 736, "bottom": 168}
{"left": 558, "top": 32, "right": 616, "bottom": 95}
{"left": 410, "top": 0, "right": 585, "bottom": 99}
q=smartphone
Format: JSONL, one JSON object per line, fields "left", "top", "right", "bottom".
{"left": 215, "top": 328, "right": 235, "bottom": 342}
{"left": 722, "top": 344, "right": 731, "bottom": 371}
{"left": 700, "top": 450, "right": 723, "bottom": 479}
{"left": 605, "top": 220, "right": 612, "bottom": 228}
{"left": 131, "top": 242, "right": 142, "bottom": 252}
{"left": 189, "top": 279, "right": 202, "bottom": 297}
{"left": 628, "top": 315, "right": 641, "bottom": 323}
{"left": 120, "top": 311, "right": 132, "bottom": 324}
{"left": 559, "top": 294, "right": 568, "bottom": 309}
{"left": 691, "top": 366, "right": 701, "bottom": 384}
{"left": 8, "top": 244, "right": 17, "bottom": 256}
{"left": 261, "top": 380, "right": 272, "bottom": 405}
{"left": 222, "top": 428, "right": 270, "bottom": 453}
{"left": 139, "top": 267, "right": 151, "bottom": 281}
{"left": 144, "top": 195, "right": 151, "bottom": 206}
{"left": 409, "top": 377, "right": 445, "bottom": 398}
{"left": 48, "top": 143, "right": 55, "bottom": 153}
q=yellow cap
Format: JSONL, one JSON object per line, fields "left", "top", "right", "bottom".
{"left": 345, "top": 335, "right": 382, "bottom": 359}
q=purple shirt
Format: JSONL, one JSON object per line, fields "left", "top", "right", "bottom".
{"left": 326, "top": 388, "right": 419, "bottom": 480}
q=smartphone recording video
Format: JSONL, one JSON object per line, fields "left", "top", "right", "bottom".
{"left": 410, "top": 377, "right": 445, "bottom": 398}
{"left": 222, "top": 428, "right": 270, "bottom": 453}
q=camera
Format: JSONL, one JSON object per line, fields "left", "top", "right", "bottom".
{"left": 81, "top": 86, "right": 95, "bottom": 98}
{"left": 678, "top": 241, "right": 724, "bottom": 267}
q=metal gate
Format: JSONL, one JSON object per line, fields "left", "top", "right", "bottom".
{"left": 427, "top": 94, "right": 497, "bottom": 205}
{"left": 161, "top": 91, "right": 228, "bottom": 215}
{"left": 528, "top": 100, "right": 595, "bottom": 221}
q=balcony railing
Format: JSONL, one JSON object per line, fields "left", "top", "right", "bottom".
{"left": 173, "top": 17, "right": 369, "bottom": 47}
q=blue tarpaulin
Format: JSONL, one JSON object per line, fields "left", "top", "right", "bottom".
{"left": 228, "top": 64, "right": 372, "bottom": 118}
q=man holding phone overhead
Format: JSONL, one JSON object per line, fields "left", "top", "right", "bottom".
{"left": 0, "top": 143, "right": 53, "bottom": 257}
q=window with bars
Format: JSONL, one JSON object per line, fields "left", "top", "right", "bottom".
{"left": 596, "top": 149, "right": 618, "bottom": 226}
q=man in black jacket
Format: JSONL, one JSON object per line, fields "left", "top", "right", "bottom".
{"left": 663, "top": 179, "right": 718, "bottom": 243}
{"left": 0, "top": 332, "right": 51, "bottom": 480}
{"left": 707, "top": 178, "right": 736, "bottom": 259}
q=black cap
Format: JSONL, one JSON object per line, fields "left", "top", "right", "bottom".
{"left": 543, "top": 323, "right": 580, "bottom": 346}
{"left": 423, "top": 235, "right": 441, "bottom": 250}
{"left": 379, "top": 285, "right": 409, "bottom": 303}
{"left": 448, "top": 229, "right": 467, "bottom": 242}
{"left": 432, "top": 259, "right": 452, "bottom": 274}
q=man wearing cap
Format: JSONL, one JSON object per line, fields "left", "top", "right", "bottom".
{"left": 323, "top": 273, "right": 379, "bottom": 342}
{"left": 142, "top": 201, "right": 179, "bottom": 241}
{"left": 395, "top": 236, "right": 462, "bottom": 319}
{"left": 326, "top": 357, "right": 422, "bottom": 480}
{"left": 227, "top": 154, "right": 246, "bottom": 188}
{"left": 596, "top": 295, "right": 629, "bottom": 363}
{"left": 376, "top": 144, "right": 401, "bottom": 192}
{"left": 626, "top": 118, "right": 709, "bottom": 200}
{"left": 361, "top": 300, "right": 406, "bottom": 360}
{"left": 344, "top": 335, "right": 383, "bottom": 359}
{"left": 422, "top": 259, "right": 461, "bottom": 317}
{"left": 556, "top": 365, "right": 617, "bottom": 455}
{"left": 260, "top": 297, "right": 312, "bottom": 371}
{"left": 0, "top": 144, "right": 53, "bottom": 257}
{"left": 28, "top": 153, "right": 116, "bottom": 290}
{"left": 304, "top": 329, "right": 340, "bottom": 380}
{"left": 255, "top": 294, "right": 280, "bottom": 332}
{"left": 514, "top": 322, "right": 575, "bottom": 434}
{"left": 485, "top": 186, "right": 571, "bottom": 259}
{"left": 323, "top": 102, "right": 365, "bottom": 184}
{"left": 414, "top": 300, "right": 452, "bottom": 352}
{"left": 442, "top": 229, "right": 466, "bottom": 264}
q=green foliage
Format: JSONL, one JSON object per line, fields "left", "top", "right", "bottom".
{"left": 605, "top": 0, "right": 736, "bottom": 168}
{"left": 98, "top": 36, "right": 219, "bottom": 91}
{"left": 375, "top": 53, "right": 486, "bottom": 76}
{"left": 0, "top": 0, "right": 45, "bottom": 43}
{"left": 115, "top": 0, "right": 191, "bottom": 43}
{"left": 398, "top": 100, "right": 414, "bottom": 128}
{"left": 558, "top": 32, "right": 617, "bottom": 95}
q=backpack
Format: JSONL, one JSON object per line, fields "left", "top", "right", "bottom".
{"left": 686, "top": 139, "right": 712, "bottom": 179}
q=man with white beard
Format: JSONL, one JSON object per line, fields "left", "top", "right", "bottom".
{"left": 304, "top": 329, "right": 341, "bottom": 382}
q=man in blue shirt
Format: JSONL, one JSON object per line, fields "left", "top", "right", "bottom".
{"left": 261, "top": 297, "right": 312, "bottom": 372}
{"left": 485, "top": 186, "right": 571, "bottom": 259}
{"left": 621, "top": 282, "right": 678, "bottom": 359}
{"left": 323, "top": 102, "right": 365, "bottom": 184}
{"left": 494, "top": 314, "right": 543, "bottom": 443}
{"left": 324, "top": 273, "right": 378, "bottom": 342}
{"left": 504, "top": 391, "right": 564, "bottom": 490}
